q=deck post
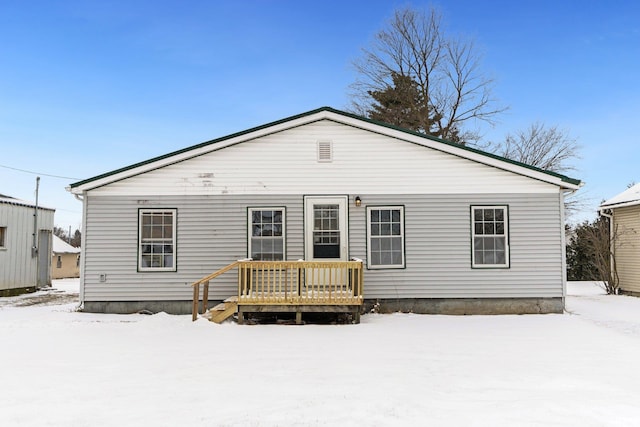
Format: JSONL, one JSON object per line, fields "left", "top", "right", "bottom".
{"left": 202, "top": 281, "right": 209, "bottom": 314}
{"left": 192, "top": 283, "right": 199, "bottom": 322}
{"left": 295, "top": 311, "right": 302, "bottom": 325}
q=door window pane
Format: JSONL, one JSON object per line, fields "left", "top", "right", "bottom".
{"left": 313, "top": 204, "right": 340, "bottom": 259}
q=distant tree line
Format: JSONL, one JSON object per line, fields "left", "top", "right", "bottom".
{"left": 53, "top": 226, "right": 81, "bottom": 247}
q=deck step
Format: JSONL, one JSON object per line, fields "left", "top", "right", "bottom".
{"left": 207, "top": 299, "right": 238, "bottom": 324}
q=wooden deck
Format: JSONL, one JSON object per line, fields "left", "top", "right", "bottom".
{"left": 191, "top": 259, "right": 364, "bottom": 324}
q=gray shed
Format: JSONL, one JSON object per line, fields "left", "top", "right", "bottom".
{"left": 0, "top": 193, "right": 55, "bottom": 296}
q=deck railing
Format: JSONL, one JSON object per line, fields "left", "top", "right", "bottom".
{"left": 238, "top": 260, "right": 363, "bottom": 305}
{"left": 191, "top": 259, "right": 364, "bottom": 321}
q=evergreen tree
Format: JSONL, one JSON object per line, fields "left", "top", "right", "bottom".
{"left": 566, "top": 221, "right": 601, "bottom": 281}
{"left": 367, "top": 72, "right": 433, "bottom": 134}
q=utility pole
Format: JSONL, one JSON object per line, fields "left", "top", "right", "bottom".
{"left": 32, "top": 177, "right": 40, "bottom": 258}
{"left": 33, "top": 176, "right": 40, "bottom": 289}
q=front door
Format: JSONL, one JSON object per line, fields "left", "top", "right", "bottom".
{"left": 304, "top": 196, "right": 348, "bottom": 262}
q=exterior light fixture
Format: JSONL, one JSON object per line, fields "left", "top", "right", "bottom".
{"left": 355, "top": 196, "right": 362, "bottom": 207}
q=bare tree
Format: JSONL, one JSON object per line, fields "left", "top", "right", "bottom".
{"left": 495, "top": 122, "right": 580, "bottom": 173}
{"left": 580, "top": 216, "right": 633, "bottom": 295}
{"left": 486, "top": 122, "right": 582, "bottom": 216}
{"left": 350, "top": 6, "right": 505, "bottom": 144}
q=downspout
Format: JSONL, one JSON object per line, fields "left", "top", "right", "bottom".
{"left": 598, "top": 207, "right": 614, "bottom": 291}
{"left": 79, "top": 192, "right": 87, "bottom": 308}
{"left": 67, "top": 187, "right": 85, "bottom": 309}
{"left": 559, "top": 189, "right": 568, "bottom": 309}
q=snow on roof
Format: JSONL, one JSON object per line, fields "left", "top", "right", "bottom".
{"left": 601, "top": 182, "right": 640, "bottom": 209}
{"left": 0, "top": 193, "right": 55, "bottom": 211}
{"left": 52, "top": 234, "right": 81, "bottom": 254}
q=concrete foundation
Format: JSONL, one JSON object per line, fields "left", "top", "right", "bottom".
{"left": 83, "top": 300, "right": 220, "bottom": 315}
{"left": 363, "top": 297, "right": 564, "bottom": 315}
{"left": 620, "top": 289, "right": 640, "bottom": 298}
{"left": 84, "top": 297, "right": 564, "bottom": 315}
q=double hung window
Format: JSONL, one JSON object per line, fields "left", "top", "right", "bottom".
{"left": 138, "top": 209, "right": 177, "bottom": 271}
{"left": 367, "top": 206, "right": 405, "bottom": 269}
{"left": 249, "top": 208, "right": 285, "bottom": 261}
{"left": 471, "top": 206, "right": 509, "bottom": 268}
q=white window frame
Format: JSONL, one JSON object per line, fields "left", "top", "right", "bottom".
{"left": 138, "top": 209, "right": 177, "bottom": 272}
{"left": 471, "top": 205, "right": 510, "bottom": 268}
{"left": 366, "top": 206, "right": 405, "bottom": 269}
{"left": 248, "top": 207, "right": 286, "bottom": 261}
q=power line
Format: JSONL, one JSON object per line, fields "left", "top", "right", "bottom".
{"left": 0, "top": 163, "right": 80, "bottom": 180}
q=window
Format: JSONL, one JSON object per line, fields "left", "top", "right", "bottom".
{"left": 367, "top": 206, "right": 405, "bottom": 269}
{"left": 0, "top": 226, "right": 6, "bottom": 248}
{"left": 139, "top": 209, "right": 177, "bottom": 271}
{"left": 248, "top": 208, "right": 285, "bottom": 261}
{"left": 56, "top": 255, "right": 62, "bottom": 268}
{"left": 471, "top": 206, "right": 509, "bottom": 268}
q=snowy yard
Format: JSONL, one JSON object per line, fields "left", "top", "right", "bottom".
{"left": 1, "top": 280, "right": 639, "bottom": 426}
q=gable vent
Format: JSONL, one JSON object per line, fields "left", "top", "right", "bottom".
{"left": 317, "top": 140, "right": 333, "bottom": 162}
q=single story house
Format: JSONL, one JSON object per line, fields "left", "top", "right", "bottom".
{"left": 599, "top": 183, "right": 640, "bottom": 296}
{"left": 68, "top": 107, "right": 581, "bottom": 316}
{"left": 0, "top": 193, "right": 55, "bottom": 296}
{"left": 52, "top": 234, "right": 80, "bottom": 279}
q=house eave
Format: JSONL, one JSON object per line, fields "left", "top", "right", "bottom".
{"left": 600, "top": 200, "right": 640, "bottom": 210}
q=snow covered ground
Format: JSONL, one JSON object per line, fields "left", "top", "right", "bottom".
{"left": 1, "top": 280, "right": 639, "bottom": 426}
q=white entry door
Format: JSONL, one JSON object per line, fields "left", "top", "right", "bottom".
{"left": 304, "top": 196, "right": 348, "bottom": 261}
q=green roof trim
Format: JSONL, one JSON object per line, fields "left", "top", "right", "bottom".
{"left": 70, "top": 106, "right": 582, "bottom": 189}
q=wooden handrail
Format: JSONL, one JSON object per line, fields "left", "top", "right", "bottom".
{"left": 191, "top": 260, "right": 245, "bottom": 321}
{"left": 190, "top": 261, "right": 240, "bottom": 287}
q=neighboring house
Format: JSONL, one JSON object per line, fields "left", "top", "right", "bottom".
{"left": 51, "top": 234, "right": 80, "bottom": 279}
{"left": 0, "top": 193, "right": 55, "bottom": 296}
{"left": 68, "top": 107, "right": 581, "bottom": 315}
{"left": 600, "top": 183, "right": 640, "bottom": 296}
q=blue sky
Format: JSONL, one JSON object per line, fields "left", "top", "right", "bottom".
{"left": 1, "top": 0, "right": 639, "bottom": 230}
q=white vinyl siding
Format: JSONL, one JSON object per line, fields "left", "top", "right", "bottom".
{"left": 89, "top": 120, "right": 559, "bottom": 197}
{"left": 248, "top": 208, "right": 285, "bottom": 260}
{"left": 138, "top": 209, "right": 177, "bottom": 272}
{"left": 471, "top": 206, "right": 510, "bottom": 268}
{"left": 81, "top": 193, "right": 563, "bottom": 302}
{"left": 367, "top": 206, "right": 405, "bottom": 269}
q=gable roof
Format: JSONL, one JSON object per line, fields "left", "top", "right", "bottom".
{"left": 69, "top": 107, "right": 582, "bottom": 193}
{"left": 52, "top": 234, "right": 81, "bottom": 254}
{"left": 600, "top": 183, "right": 640, "bottom": 209}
